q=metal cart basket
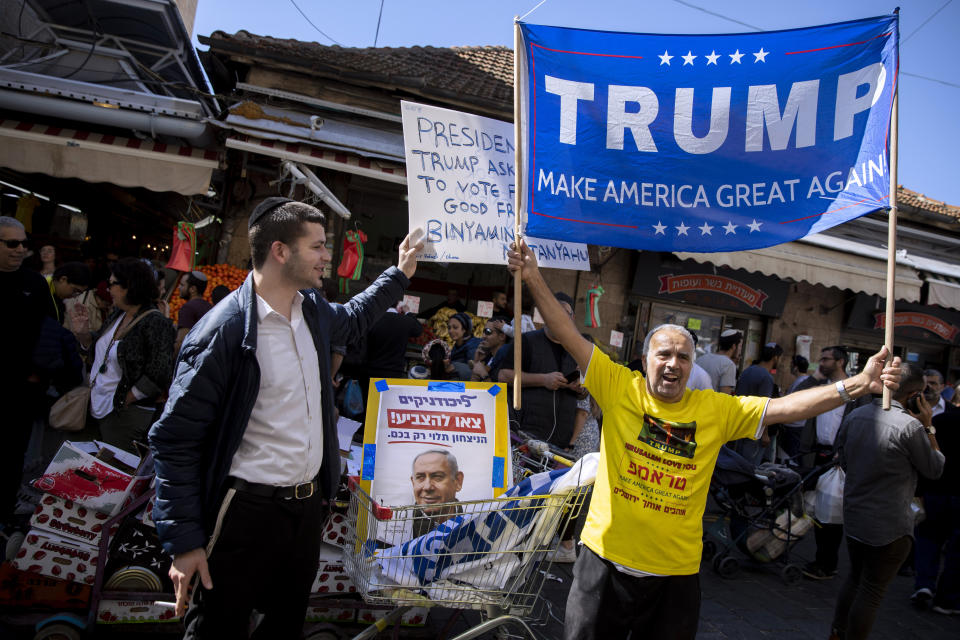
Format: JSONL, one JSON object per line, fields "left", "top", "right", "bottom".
{"left": 339, "top": 475, "right": 590, "bottom": 639}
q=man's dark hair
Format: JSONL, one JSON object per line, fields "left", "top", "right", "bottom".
{"left": 792, "top": 355, "right": 809, "bottom": 373}
{"left": 822, "top": 345, "right": 849, "bottom": 367}
{"left": 427, "top": 342, "right": 449, "bottom": 380}
{"left": 923, "top": 369, "right": 944, "bottom": 384}
{"left": 184, "top": 271, "right": 208, "bottom": 297}
{"left": 248, "top": 201, "right": 326, "bottom": 270}
{"left": 717, "top": 331, "right": 742, "bottom": 351}
{"left": 111, "top": 257, "right": 160, "bottom": 307}
{"left": 896, "top": 363, "right": 926, "bottom": 400}
{"left": 211, "top": 284, "right": 230, "bottom": 306}
{"left": 554, "top": 291, "right": 574, "bottom": 311}
{"left": 53, "top": 262, "right": 91, "bottom": 287}
{"left": 757, "top": 343, "right": 783, "bottom": 363}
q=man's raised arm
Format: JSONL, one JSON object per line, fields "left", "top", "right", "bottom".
{"left": 763, "top": 347, "right": 902, "bottom": 427}
{"left": 506, "top": 239, "right": 593, "bottom": 372}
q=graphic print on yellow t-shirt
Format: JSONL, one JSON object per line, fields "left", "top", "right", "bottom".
{"left": 580, "top": 346, "right": 768, "bottom": 575}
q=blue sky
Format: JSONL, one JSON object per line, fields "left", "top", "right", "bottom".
{"left": 192, "top": 0, "right": 960, "bottom": 206}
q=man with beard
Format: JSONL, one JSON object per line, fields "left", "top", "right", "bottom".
{"left": 149, "top": 198, "right": 423, "bottom": 639}
{"left": 797, "top": 346, "right": 871, "bottom": 580}
{"left": 506, "top": 239, "right": 902, "bottom": 640}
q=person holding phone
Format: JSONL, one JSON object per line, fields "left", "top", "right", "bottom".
{"left": 498, "top": 291, "right": 581, "bottom": 449}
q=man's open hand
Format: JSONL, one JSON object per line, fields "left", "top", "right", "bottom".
{"left": 169, "top": 547, "right": 212, "bottom": 617}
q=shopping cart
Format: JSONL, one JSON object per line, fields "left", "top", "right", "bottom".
{"left": 510, "top": 431, "right": 574, "bottom": 484}
{"left": 339, "top": 470, "right": 591, "bottom": 640}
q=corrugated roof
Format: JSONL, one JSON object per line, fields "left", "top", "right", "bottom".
{"left": 897, "top": 185, "right": 960, "bottom": 220}
{"left": 202, "top": 31, "right": 514, "bottom": 109}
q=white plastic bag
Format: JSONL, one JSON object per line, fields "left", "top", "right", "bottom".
{"left": 814, "top": 466, "right": 845, "bottom": 524}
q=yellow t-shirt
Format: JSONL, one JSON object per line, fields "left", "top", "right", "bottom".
{"left": 581, "top": 346, "right": 768, "bottom": 575}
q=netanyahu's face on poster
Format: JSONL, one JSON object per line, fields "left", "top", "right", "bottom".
{"left": 411, "top": 451, "right": 464, "bottom": 515}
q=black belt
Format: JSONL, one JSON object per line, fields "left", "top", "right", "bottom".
{"left": 229, "top": 476, "right": 320, "bottom": 500}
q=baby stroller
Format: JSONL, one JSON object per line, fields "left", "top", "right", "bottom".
{"left": 702, "top": 446, "right": 814, "bottom": 584}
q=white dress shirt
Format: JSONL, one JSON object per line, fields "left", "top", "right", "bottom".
{"left": 228, "top": 293, "right": 324, "bottom": 485}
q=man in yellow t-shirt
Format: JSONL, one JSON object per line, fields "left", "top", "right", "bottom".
{"left": 506, "top": 240, "right": 903, "bottom": 640}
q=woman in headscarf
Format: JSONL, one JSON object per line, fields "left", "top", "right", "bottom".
{"left": 447, "top": 312, "right": 481, "bottom": 365}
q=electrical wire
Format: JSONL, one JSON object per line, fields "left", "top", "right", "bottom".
{"left": 901, "top": 71, "right": 960, "bottom": 89}
{"left": 902, "top": 0, "right": 954, "bottom": 44}
{"left": 288, "top": 0, "right": 342, "bottom": 46}
{"left": 671, "top": 0, "right": 762, "bottom": 31}
{"left": 373, "top": 0, "right": 385, "bottom": 47}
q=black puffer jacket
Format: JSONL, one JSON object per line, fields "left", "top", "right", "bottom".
{"left": 148, "top": 268, "right": 409, "bottom": 555}
{"left": 93, "top": 306, "right": 176, "bottom": 411}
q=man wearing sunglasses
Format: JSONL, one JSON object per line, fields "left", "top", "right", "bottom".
{"left": 0, "top": 216, "right": 57, "bottom": 525}
{"left": 472, "top": 319, "right": 510, "bottom": 382}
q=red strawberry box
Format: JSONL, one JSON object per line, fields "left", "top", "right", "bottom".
{"left": 97, "top": 599, "right": 178, "bottom": 624}
{"left": 33, "top": 441, "right": 151, "bottom": 517}
{"left": 30, "top": 494, "right": 118, "bottom": 546}
{"left": 13, "top": 529, "right": 99, "bottom": 585}
{"left": 310, "top": 562, "right": 356, "bottom": 595}
{"left": 304, "top": 605, "right": 356, "bottom": 623}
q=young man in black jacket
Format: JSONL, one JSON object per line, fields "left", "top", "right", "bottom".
{"left": 149, "top": 199, "right": 422, "bottom": 638}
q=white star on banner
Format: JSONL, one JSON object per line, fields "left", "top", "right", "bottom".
{"left": 705, "top": 50, "right": 720, "bottom": 65}
{"left": 723, "top": 221, "right": 738, "bottom": 234}
{"left": 682, "top": 51, "right": 697, "bottom": 65}
{"left": 748, "top": 219, "right": 762, "bottom": 232}
{"left": 729, "top": 49, "right": 744, "bottom": 64}
{"left": 659, "top": 50, "right": 673, "bottom": 65}
{"left": 753, "top": 48, "right": 769, "bottom": 63}
{"left": 653, "top": 221, "right": 667, "bottom": 235}
{"left": 698, "top": 222, "right": 714, "bottom": 235}
{"left": 676, "top": 221, "right": 690, "bottom": 236}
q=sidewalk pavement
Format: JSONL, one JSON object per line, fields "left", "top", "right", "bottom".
{"left": 529, "top": 531, "right": 960, "bottom": 640}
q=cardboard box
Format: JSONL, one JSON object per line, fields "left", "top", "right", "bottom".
{"left": 30, "top": 494, "right": 118, "bottom": 546}
{"left": 303, "top": 605, "right": 357, "bottom": 623}
{"left": 0, "top": 562, "right": 91, "bottom": 609}
{"left": 33, "top": 441, "right": 151, "bottom": 517}
{"left": 13, "top": 529, "right": 99, "bottom": 584}
{"left": 97, "top": 599, "right": 178, "bottom": 624}
{"left": 310, "top": 561, "right": 356, "bottom": 595}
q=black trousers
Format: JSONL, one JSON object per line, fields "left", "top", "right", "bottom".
{"left": 183, "top": 487, "right": 326, "bottom": 640}
{"left": 564, "top": 545, "right": 700, "bottom": 640}
{"left": 1, "top": 381, "right": 43, "bottom": 522}
{"left": 832, "top": 535, "right": 912, "bottom": 640}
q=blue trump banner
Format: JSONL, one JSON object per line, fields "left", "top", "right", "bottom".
{"left": 517, "top": 15, "right": 898, "bottom": 253}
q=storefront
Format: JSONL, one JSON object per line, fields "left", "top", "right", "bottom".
{"left": 846, "top": 296, "right": 960, "bottom": 379}
{"left": 629, "top": 252, "right": 791, "bottom": 367}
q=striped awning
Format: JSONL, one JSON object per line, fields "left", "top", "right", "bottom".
{"left": 0, "top": 118, "right": 218, "bottom": 196}
{"left": 225, "top": 134, "right": 407, "bottom": 185}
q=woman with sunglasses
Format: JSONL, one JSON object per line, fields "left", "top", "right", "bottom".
{"left": 75, "top": 258, "right": 175, "bottom": 454}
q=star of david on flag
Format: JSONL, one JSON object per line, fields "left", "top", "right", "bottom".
{"left": 516, "top": 14, "right": 898, "bottom": 252}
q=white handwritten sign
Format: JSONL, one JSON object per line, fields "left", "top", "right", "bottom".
{"left": 476, "top": 301, "right": 493, "bottom": 318}
{"left": 401, "top": 101, "right": 589, "bottom": 269}
{"left": 610, "top": 330, "right": 624, "bottom": 348}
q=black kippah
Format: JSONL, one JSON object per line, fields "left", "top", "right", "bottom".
{"left": 248, "top": 197, "right": 294, "bottom": 229}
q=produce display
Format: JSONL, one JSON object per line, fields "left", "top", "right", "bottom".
{"left": 168, "top": 263, "right": 249, "bottom": 323}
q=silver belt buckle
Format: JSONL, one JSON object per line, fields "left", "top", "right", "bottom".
{"left": 294, "top": 481, "right": 314, "bottom": 500}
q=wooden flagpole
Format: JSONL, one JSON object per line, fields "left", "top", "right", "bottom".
{"left": 512, "top": 20, "right": 523, "bottom": 410}
{"left": 882, "top": 88, "right": 899, "bottom": 410}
